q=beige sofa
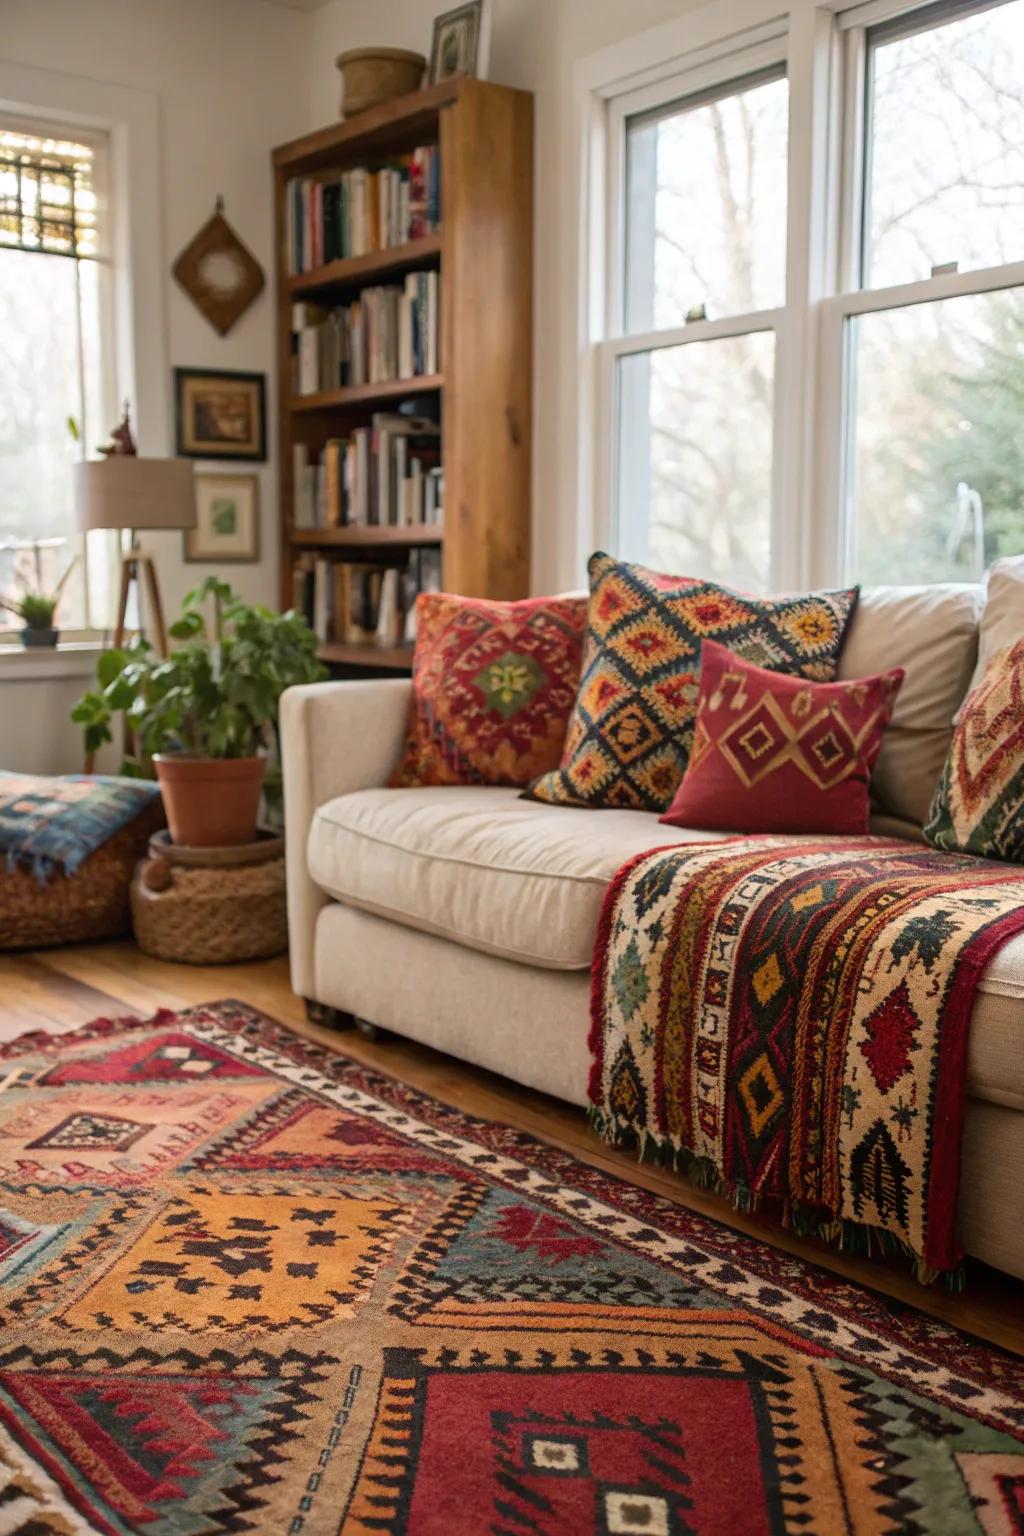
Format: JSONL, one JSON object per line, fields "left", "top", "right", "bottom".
{"left": 282, "top": 583, "right": 1024, "bottom": 1279}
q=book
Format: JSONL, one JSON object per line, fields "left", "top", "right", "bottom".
{"left": 291, "top": 272, "right": 440, "bottom": 397}
{"left": 285, "top": 147, "right": 441, "bottom": 274}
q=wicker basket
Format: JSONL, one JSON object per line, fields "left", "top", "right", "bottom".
{"left": 0, "top": 800, "right": 165, "bottom": 951}
{"left": 131, "top": 831, "right": 287, "bottom": 965}
{"left": 335, "top": 47, "right": 426, "bottom": 117}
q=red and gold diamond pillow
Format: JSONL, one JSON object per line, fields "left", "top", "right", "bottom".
{"left": 390, "top": 591, "right": 588, "bottom": 788}
{"left": 925, "top": 638, "right": 1024, "bottom": 862}
{"left": 523, "top": 553, "right": 860, "bottom": 812}
{"left": 659, "top": 640, "right": 904, "bottom": 835}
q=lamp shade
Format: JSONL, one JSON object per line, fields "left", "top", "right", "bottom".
{"left": 74, "top": 457, "right": 197, "bottom": 532}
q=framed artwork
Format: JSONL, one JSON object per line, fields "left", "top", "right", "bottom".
{"left": 429, "top": 0, "right": 491, "bottom": 83}
{"left": 174, "top": 367, "right": 266, "bottom": 461}
{"left": 185, "top": 473, "right": 260, "bottom": 563}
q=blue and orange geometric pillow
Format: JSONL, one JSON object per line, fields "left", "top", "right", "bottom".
{"left": 524, "top": 552, "right": 860, "bottom": 813}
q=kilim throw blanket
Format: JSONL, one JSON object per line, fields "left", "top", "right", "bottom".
{"left": 0, "top": 771, "right": 162, "bottom": 882}
{"left": 590, "top": 835, "right": 1024, "bottom": 1283}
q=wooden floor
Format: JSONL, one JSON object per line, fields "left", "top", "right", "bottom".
{"left": 2, "top": 941, "right": 1022, "bottom": 1356}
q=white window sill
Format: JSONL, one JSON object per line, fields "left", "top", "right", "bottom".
{"left": 0, "top": 640, "right": 102, "bottom": 681}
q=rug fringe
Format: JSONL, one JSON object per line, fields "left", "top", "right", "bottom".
{"left": 588, "top": 1107, "right": 966, "bottom": 1291}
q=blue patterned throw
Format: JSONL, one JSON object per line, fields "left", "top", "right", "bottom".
{"left": 0, "top": 772, "right": 162, "bottom": 882}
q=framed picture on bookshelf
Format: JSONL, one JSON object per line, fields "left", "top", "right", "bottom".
{"left": 185, "top": 473, "right": 260, "bottom": 563}
{"left": 429, "top": 0, "right": 491, "bottom": 83}
{"left": 174, "top": 367, "right": 266, "bottom": 461}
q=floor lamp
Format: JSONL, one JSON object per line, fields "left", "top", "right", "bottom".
{"left": 75, "top": 456, "right": 197, "bottom": 654}
{"left": 75, "top": 457, "right": 196, "bottom": 772}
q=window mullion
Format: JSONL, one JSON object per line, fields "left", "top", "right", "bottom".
{"left": 776, "top": 6, "right": 841, "bottom": 592}
{"left": 608, "top": 307, "right": 782, "bottom": 358}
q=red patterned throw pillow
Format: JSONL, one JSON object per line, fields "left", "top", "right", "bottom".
{"left": 660, "top": 639, "right": 904, "bottom": 835}
{"left": 390, "top": 591, "right": 588, "bottom": 788}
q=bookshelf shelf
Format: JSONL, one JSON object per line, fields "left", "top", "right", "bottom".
{"left": 288, "top": 234, "right": 442, "bottom": 297}
{"left": 289, "top": 374, "right": 443, "bottom": 414}
{"left": 317, "top": 641, "right": 415, "bottom": 669}
{"left": 274, "top": 77, "right": 533, "bottom": 668}
{"left": 290, "top": 525, "right": 443, "bottom": 549}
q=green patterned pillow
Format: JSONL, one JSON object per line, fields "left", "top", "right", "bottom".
{"left": 524, "top": 553, "right": 860, "bottom": 813}
{"left": 925, "top": 639, "right": 1024, "bottom": 863}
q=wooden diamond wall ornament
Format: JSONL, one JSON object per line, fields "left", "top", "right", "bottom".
{"left": 172, "top": 196, "right": 265, "bottom": 336}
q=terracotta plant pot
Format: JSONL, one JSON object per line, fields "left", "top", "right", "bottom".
{"left": 153, "top": 755, "right": 266, "bottom": 848}
{"left": 335, "top": 48, "right": 426, "bottom": 118}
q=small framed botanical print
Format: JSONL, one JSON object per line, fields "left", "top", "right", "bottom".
{"left": 429, "top": 1, "right": 491, "bottom": 83}
{"left": 174, "top": 367, "right": 266, "bottom": 461}
{"left": 185, "top": 473, "right": 260, "bottom": 563}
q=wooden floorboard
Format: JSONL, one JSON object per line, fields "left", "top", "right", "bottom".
{"left": 2, "top": 942, "right": 1021, "bottom": 1356}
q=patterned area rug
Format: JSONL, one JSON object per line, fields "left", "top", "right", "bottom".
{"left": 591, "top": 835, "right": 1024, "bottom": 1283}
{"left": 0, "top": 1000, "right": 1021, "bottom": 1535}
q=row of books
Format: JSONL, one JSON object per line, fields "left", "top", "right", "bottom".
{"left": 286, "top": 147, "right": 441, "bottom": 274}
{"left": 292, "top": 411, "right": 442, "bottom": 529}
{"left": 295, "top": 550, "right": 443, "bottom": 647}
{"left": 292, "top": 271, "right": 440, "bottom": 394}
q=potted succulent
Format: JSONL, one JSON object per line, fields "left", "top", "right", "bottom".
{"left": 72, "top": 576, "right": 326, "bottom": 847}
{"left": 0, "top": 553, "right": 77, "bottom": 647}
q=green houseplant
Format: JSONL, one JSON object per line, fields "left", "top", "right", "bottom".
{"left": 0, "top": 552, "right": 77, "bottom": 648}
{"left": 73, "top": 577, "right": 326, "bottom": 846}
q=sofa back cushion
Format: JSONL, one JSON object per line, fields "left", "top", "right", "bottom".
{"left": 839, "top": 584, "right": 983, "bottom": 825}
{"left": 971, "top": 556, "right": 1024, "bottom": 694}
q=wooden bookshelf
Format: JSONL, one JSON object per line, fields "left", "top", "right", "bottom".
{"left": 273, "top": 78, "right": 533, "bottom": 670}
{"left": 291, "top": 524, "right": 443, "bottom": 550}
{"left": 316, "top": 641, "right": 415, "bottom": 670}
{"left": 289, "top": 374, "right": 443, "bottom": 413}
{"left": 288, "top": 234, "right": 442, "bottom": 297}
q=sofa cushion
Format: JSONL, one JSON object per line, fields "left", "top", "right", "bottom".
{"left": 309, "top": 786, "right": 731, "bottom": 970}
{"left": 310, "top": 786, "right": 1024, "bottom": 1108}
{"left": 838, "top": 584, "right": 983, "bottom": 826}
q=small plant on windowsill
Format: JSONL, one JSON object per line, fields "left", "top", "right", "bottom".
{"left": 0, "top": 554, "right": 78, "bottom": 649}
{"left": 71, "top": 576, "right": 327, "bottom": 848}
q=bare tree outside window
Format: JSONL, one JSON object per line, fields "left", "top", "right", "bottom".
{"left": 617, "top": 72, "right": 787, "bottom": 588}
{"left": 848, "top": 1, "right": 1024, "bottom": 582}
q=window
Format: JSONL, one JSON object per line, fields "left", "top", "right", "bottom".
{"left": 593, "top": 0, "right": 1024, "bottom": 590}
{"left": 0, "top": 117, "right": 117, "bottom": 634}
{"left": 607, "top": 60, "right": 788, "bottom": 590}
{"left": 840, "top": 0, "right": 1024, "bottom": 583}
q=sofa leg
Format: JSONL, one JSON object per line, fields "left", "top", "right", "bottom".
{"left": 355, "top": 1017, "right": 387, "bottom": 1042}
{"left": 304, "top": 999, "right": 354, "bottom": 1030}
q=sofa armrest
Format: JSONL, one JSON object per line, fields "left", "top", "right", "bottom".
{"left": 281, "top": 678, "right": 411, "bottom": 999}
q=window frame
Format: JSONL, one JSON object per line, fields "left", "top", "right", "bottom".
{"left": 595, "top": 38, "right": 791, "bottom": 591}
{"left": 579, "top": 0, "right": 1024, "bottom": 595}
{"left": 0, "top": 110, "right": 119, "bottom": 641}
{"left": 0, "top": 59, "right": 165, "bottom": 663}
